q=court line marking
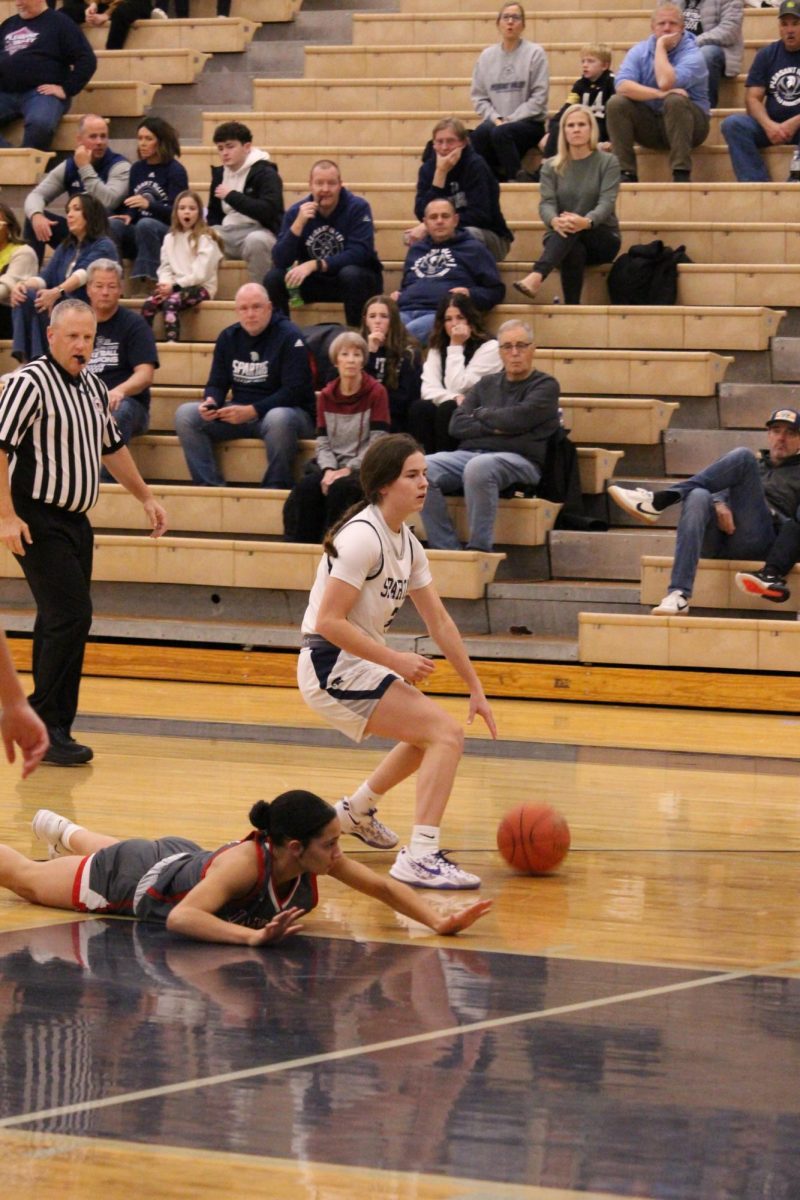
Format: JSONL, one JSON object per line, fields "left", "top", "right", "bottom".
{"left": 2, "top": 954, "right": 800, "bottom": 1130}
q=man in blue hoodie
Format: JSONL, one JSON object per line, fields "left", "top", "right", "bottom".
{"left": 0, "top": 0, "right": 96, "bottom": 150}
{"left": 395, "top": 198, "right": 505, "bottom": 344}
{"left": 266, "top": 159, "right": 383, "bottom": 327}
{"left": 174, "top": 283, "right": 315, "bottom": 488}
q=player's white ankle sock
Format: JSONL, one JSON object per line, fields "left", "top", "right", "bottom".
{"left": 409, "top": 825, "right": 440, "bottom": 860}
{"left": 60, "top": 821, "right": 83, "bottom": 851}
{"left": 347, "top": 781, "right": 381, "bottom": 817}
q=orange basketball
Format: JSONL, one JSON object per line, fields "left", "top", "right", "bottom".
{"left": 496, "top": 804, "right": 571, "bottom": 874}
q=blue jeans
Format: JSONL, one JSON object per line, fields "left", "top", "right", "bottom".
{"left": 174, "top": 401, "right": 315, "bottom": 488}
{"left": 109, "top": 216, "right": 168, "bottom": 279}
{"left": 669, "top": 448, "right": 779, "bottom": 595}
{"left": 11, "top": 289, "right": 47, "bottom": 361}
{"left": 700, "top": 44, "right": 725, "bottom": 110}
{"left": 721, "top": 112, "right": 800, "bottom": 182}
{"left": 398, "top": 307, "right": 436, "bottom": 345}
{"left": 0, "top": 88, "right": 69, "bottom": 150}
{"left": 101, "top": 398, "right": 149, "bottom": 481}
{"left": 422, "top": 449, "right": 541, "bottom": 551}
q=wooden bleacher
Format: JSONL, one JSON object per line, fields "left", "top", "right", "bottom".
{"left": 83, "top": 17, "right": 260, "bottom": 52}
{"left": 0, "top": 0, "right": 793, "bottom": 704}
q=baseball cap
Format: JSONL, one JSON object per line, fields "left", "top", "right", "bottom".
{"left": 766, "top": 407, "right": 800, "bottom": 431}
{"left": 779, "top": 0, "right": 800, "bottom": 17}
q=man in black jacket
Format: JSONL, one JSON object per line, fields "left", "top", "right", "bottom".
{"left": 208, "top": 121, "right": 284, "bottom": 284}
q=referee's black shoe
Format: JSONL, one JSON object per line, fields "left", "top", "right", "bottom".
{"left": 42, "top": 728, "right": 94, "bottom": 767}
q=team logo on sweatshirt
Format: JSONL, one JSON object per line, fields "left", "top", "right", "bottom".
{"left": 4, "top": 27, "right": 38, "bottom": 54}
{"left": 413, "top": 247, "right": 456, "bottom": 279}
{"left": 307, "top": 226, "right": 345, "bottom": 259}
{"left": 771, "top": 67, "right": 800, "bottom": 107}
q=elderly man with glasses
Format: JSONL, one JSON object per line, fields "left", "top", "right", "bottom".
{"left": 421, "top": 320, "right": 560, "bottom": 551}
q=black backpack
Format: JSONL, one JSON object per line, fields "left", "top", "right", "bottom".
{"left": 606, "top": 240, "right": 692, "bottom": 305}
{"left": 302, "top": 322, "right": 345, "bottom": 389}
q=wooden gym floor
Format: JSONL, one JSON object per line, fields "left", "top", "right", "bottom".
{"left": 2, "top": 677, "right": 800, "bottom": 1200}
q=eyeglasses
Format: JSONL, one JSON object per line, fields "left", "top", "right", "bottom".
{"left": 499, "top": 341, "right": 532, "bottom": 352}
{"left": 500, "top": 13, "right": 523, "bottom": 20}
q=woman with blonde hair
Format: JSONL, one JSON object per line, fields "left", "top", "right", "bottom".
{"left": 513, "top": 104, "right": 621, "bottom": 303}
{"left": 283, "top": 330, "right": 390, "bottom": 543}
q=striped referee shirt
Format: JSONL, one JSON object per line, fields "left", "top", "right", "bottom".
{"left": 0, "top": 354, "right": 124, "bottom": 513}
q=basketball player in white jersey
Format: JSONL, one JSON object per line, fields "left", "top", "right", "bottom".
{"left": 298, "top": 433, "right": 497, "bottom": 889}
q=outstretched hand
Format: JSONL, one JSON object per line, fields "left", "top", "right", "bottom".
{"left": 468, "top": 692, "right": 497, "bottom": 739}
{"left": 249, "top": 906, "right": 305, "bottom": 946}
{"left": 434, "top": 898, "right": 493, "bottom": 936}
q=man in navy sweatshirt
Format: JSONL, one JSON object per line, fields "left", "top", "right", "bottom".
{"left": 266, "top": 159, "right": 383, "bottom": 327}
{"left": 174, "top": 283, "right": 315, "bottom": 488}
{"left": 0, "top": 0, "right": 96, "bottom": 150}
{"left": 394, "top": 198, "right": 505, "bottom": 344}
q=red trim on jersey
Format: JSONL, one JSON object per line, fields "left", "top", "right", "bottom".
{"left": 72, "top": 855, "right": 91, "bottom": 911}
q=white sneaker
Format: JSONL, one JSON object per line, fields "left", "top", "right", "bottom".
{"left": 336, "top": 798, "right": 399, "bottom": 849}
{"left": 651, "top": 590, "right": 690, "bottom": 616}
{"left": 150, "top": 6, "right": 168, "bottom": 17}
{"left": 31, "top": 809, "right": 74, "bottom": 859}
{"left": 608, "top": 484, "right": 661, "bottom": 524}
{"left": 389, "top": 847, "right": 480, "bottom": 890}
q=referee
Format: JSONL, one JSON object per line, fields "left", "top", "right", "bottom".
{"left": 0, "top": 299, "right": 167, "bottom": 766}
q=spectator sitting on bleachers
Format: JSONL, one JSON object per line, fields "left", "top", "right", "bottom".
{"left": 0, "top": 0, "right": 96, "bottom": 151}
{"left": 409, "top": 292, "right": 501, "bottom": 455}
{"left": 108, "top": 115, "right": 188, "bottom": 288}
{"left": 405, "top": 118, "right": 513, "bottom": 263}
{"left": 174, "top": 282, "right": 315, "bottom": 489}
{"left": 606, "top": 2, "right": 710, "bottom": 183}
{"left": 421, "top": 318, "right": 560, "bottom": 552}
{"left": 85, "top": 257, "right": 158, "bottom": 455}
{"left": 10, "top": 192, "right": 118, "bottom": 362}
{"left": 675, "top": 0, "right": 744, "bottom": 109}
{"left": 513, "top": 106, "right": 621, "bottom": 304}
{"left": 61, "top": 0, "right": 158, "bottom": 50}
{"left": 141, "top": 190, "right": 223, "bottom": 342}
{"left": 0, "top": 204, "right": 38, "bottom": 341}
{"left": 721, "top": 0, "right": 800, "bottom": 181}
{"left": 539, "top": 43, "right": 616, "bottom": 159}
{"left": 283, "top": 331, "right": 390, "bottom": 544}
{"left": 359, "top": 295, "right": 421, "bottom": 433}
{"left": 23, "top": 114, "right": 129, "bottom": 267}
{"left": 469, "top": 1, "right": 549, "bottom": 182}
{"left": 393, "top": 198, "right": 505, "bottom": 345}
{"left": 608, "top": 407, "right": 800, "bottom": 615}
{"left": 266, "top": 159, "right": 383, "bottom": 328}
{"left": 208, "top": 120, "right": 284, "bottom": 285}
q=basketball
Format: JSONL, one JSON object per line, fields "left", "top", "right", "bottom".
{"left": 496, "top": 804, "right": 571, "bottom": 874}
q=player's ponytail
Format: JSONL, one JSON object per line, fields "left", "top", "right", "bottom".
{"left": 249, "top": 790, "right": 336, "bottom": 847}
{"left": 322, "top": 433, "right": 422, "bottom": 557}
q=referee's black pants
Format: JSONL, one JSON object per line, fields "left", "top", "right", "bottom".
{"left": 12, "top": 494, "right": 93, "bottom": 734}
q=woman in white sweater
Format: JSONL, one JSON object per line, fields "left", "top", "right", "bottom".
{"left": 408, "top": 292, "right": 502, "bottom": 454}
{"left": 0, "top": 204, "right": 37, "bottom": 340}
{"left": 141, "top": 191, "right": 223, "bottom": 341}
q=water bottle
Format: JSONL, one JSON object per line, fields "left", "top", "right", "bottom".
{"left": 286, "top": 263, "right": 304, "bottom": 308}
{"left": 789, "top": 147, "right": 800, "bottom": 183}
